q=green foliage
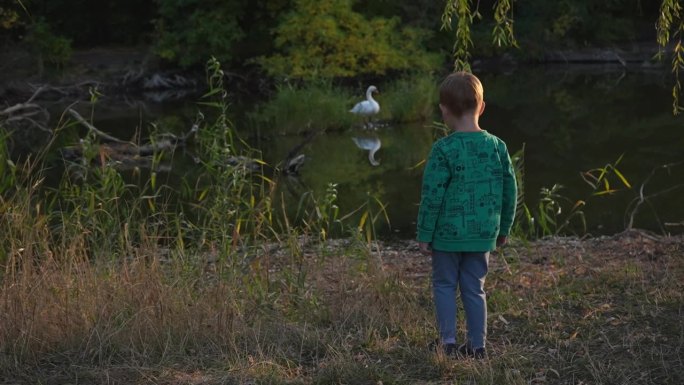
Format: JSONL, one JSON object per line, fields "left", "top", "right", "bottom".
{"left": 0, "top": 0, "right": 30, "bottom": 43}
{"left": 250, "top": 81, "right": 357, "bottom": 134}
{"left": 511, "top": 149, "right": 633, "bottom": 239}
{"left": 532, "top": 184, "right": 586, "bottom": 238}
{"left": 580, "top": 154, "right": 632, "bottom": 196}
{"left": 252, "top": 75, "right": 438, "bottom": 135}
{"left": 48, "top": 116, "right": 153, "bottom": 257}
{"left": 429, "top": 120, "right": 450, "bottom": 140}
{"left": 24, "top": 19, "right": 72, "bottom": 69}
{"left": 442, "top": 0, "right": 517, "bottom": 72}
{"left": 294, "top": 183, "right": 390, "bottom": 245}
{"left": 352, "top": 192, "right": 390, "bottom": 245}
{"left": 354, "top": 0, "right": 443, "bottom": 30}
{"left": 492, "top": 0, "right": 641, "bottom": 59}
{"left": 510, "top": 145, "right": 527, "bottom": 236}
{"left": 21, "top": 0, "right": 156, "bottom": 47}
{"left": 510, "top": 145, "right": 587, "bottom": 238}
{"left": 442, "top": 0, "right": 477, "bottom": 72}
{"left": 258, "top": 0, "right": 439, "bottom": 79}
{"left": 492, "top": 0, "right": 518, "bottom": 48}
{"left": 292, "top": 182, "right": 342, "bottom": 241}
{"left": 656, "top": 0, "right": 684, "bottom": 114}
{"left": 154, "top": 0, "right": 245, "bottom": 68}
{"left": 189, "top": 58, "right": 274, "bottom": 253}
{"left": 379, "top": 73, "right": 438, "bottom": 122}
{"left": 0, "top": 2, "right": 21, "bottom": 30}
{"left": 58, "top": 161, "right": 137, "bottom": 256}
{"left": 0, "top": 129, "right": 16, "bottom": 198}
{"left": 539, "top": 1, "right": 634, "bottom": 44}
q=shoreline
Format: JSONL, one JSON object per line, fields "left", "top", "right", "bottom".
{"left": 0, "top": 43, "right": 669, "bottom": 104}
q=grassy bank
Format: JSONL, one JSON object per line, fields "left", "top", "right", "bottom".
{"left": 2, "top": 61, "right": 682, "bottom": 385}
{"left": 1, "top": 233, "right": 682, "bottom": 384}
{"left": 250, "top": 73, "right": 439, "bottom": 135}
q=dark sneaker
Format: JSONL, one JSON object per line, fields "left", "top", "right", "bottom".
{"left": 428, "top": 339, "right": 459, "bottom": 356}
{"left": 457, "top": 343, "right": 488, "bottom": 359}
{"left": 445, "top": 343, "right": 459, "bottom": 356}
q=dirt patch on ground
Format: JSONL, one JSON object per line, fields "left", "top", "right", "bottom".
{"left": 377, "top": 229, "right": 682, "bottom": 283}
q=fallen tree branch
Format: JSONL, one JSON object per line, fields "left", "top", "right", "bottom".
{"left": 1, "top": 86, "right": 51, "bottom": 131}
{"left": 1, "top": 84, "right": 47, "bottom": 116}
{"left": 5, "top": 116, "right": 51, "bottom": 133}
{"left": 0, "top": 102, "right": 44, "bottom": 116}
{"left": 137, "top": 139, "right": 178, "bottom": 156}
{"left": 67, "top": 109, "right": 130, "bottom": 144}
{"left": 278, "top": 128, "right": 321, "bottom": 175}
{"left": 154, "top": 122, "right": 199, "bottom": 145}
{"left": 28, "top": 81, "right": 102, "bottom": 97}
{"left": 61, "top": 118, "right": 199, "bottom": 170}
{"left": 26, "top": 85, "right": 48, "bottom": 103}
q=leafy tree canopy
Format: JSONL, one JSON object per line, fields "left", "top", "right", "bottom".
{"left": 257, "top": 0, "right": 440, "bottom": 79}
{"left": 154, "top": 0, "right": 245, "bottom": 68}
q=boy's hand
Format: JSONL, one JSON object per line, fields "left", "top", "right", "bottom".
{"left": 418, "top": 242, "right": 432, "bottom": 256}
{"left": 496, "top": 236, "right": 508, "bottom": 247}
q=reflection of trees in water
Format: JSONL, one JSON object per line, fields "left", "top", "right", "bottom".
{"left": 483, "top": 69, "right": 680, "bottom": 165}
{"left": 273, "top": 124, "right": 432, "bottom": 232}
{"left": 9, "top": 68, "right": 678, "bottom": 236}
{"left": 482, "top": 68, "right": 683, "bottom": 234}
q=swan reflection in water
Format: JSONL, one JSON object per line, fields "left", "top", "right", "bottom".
{"left": 352, "top": 136, "right": 381, "bottom": 166}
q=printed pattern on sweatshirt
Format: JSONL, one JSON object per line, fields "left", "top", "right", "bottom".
{"left": 417, "top": 131, "right": 516, "bottom": 250}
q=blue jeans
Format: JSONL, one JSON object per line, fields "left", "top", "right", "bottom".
{"left": 432, "top": 250, "right": 489, "bottom": 348}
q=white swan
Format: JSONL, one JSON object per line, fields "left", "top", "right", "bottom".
{"left": 352, "top": 136, "right": 381, "bottom": 166}
{"left": 350, "top": 85, "right": 380, "bottom": 129}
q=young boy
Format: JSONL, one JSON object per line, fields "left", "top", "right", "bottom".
{"left": 417, "top": 71, "right": 517, "bottom": 358}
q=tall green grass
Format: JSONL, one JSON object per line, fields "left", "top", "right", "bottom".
{"left": 4, "top": 61, "right": 677, "bottom": 385}
{"left": 249, "top": 81, "right": 357, "bottom": 134}
{"left": 510, "top": 147, "right": 632, "bottom": 239}
{"left": 0, "top": 59, "right": 392, "bottom": 376}
{"left": 250, "top": 73, "right": 439, "bottom": 135}
{"left": 378, "top": 72, "right": 438, "bottom": 123}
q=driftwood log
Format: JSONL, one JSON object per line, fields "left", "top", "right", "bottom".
{"left": 63, "top": 112, "right": 262, "bottom": 172}
{"left": 0, "top": 86, "right": 51, "bottom": 132}
{"left": 279, "top": 128, "right": 321, "bottom": 176}
{"left": 62, "top": 108, "right": 199, "bottom": 170}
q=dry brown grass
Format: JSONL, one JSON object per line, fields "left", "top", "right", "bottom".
{"left": 1, "top": 230, "right": 682, "bottom": 384}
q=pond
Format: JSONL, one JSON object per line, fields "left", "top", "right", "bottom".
{"left": 37, "top": 65, "right": 684, "bottom": 239}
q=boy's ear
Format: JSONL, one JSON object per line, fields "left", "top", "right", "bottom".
{"left": 439, "top": 103, "right": 451, "bottom": 117}
{"left": 478, "top": 101, "right": 486, "bottom": 116}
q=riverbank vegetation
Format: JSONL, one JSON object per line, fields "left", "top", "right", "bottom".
{"left": 3, "top": 223, "right": 682, "bottom": 384}
{"left": 0, "top": 1, "right": 670, "bottom": 77}
{"left": 2, "top": 60, "right": 683, "bottom": 384}
{"left": 250, "top": 72, "right": 439, "bottom": 134}
{"left": 3, "top": 0, "right": 683, "bottom": 130}
{"left": 2, "top": 2, "right": 684, "bottom": 384}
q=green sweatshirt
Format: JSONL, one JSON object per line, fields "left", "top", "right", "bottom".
{"left": 417, "top": 130, "right": 517, "bottom": 251}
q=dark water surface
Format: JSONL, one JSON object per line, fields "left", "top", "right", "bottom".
{"left": 49, "top": 65, "right": 684, "bottom": 238}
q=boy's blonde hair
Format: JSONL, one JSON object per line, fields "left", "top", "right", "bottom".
{"left": 439, "top": 71, "right": 484, "bottom": 118}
